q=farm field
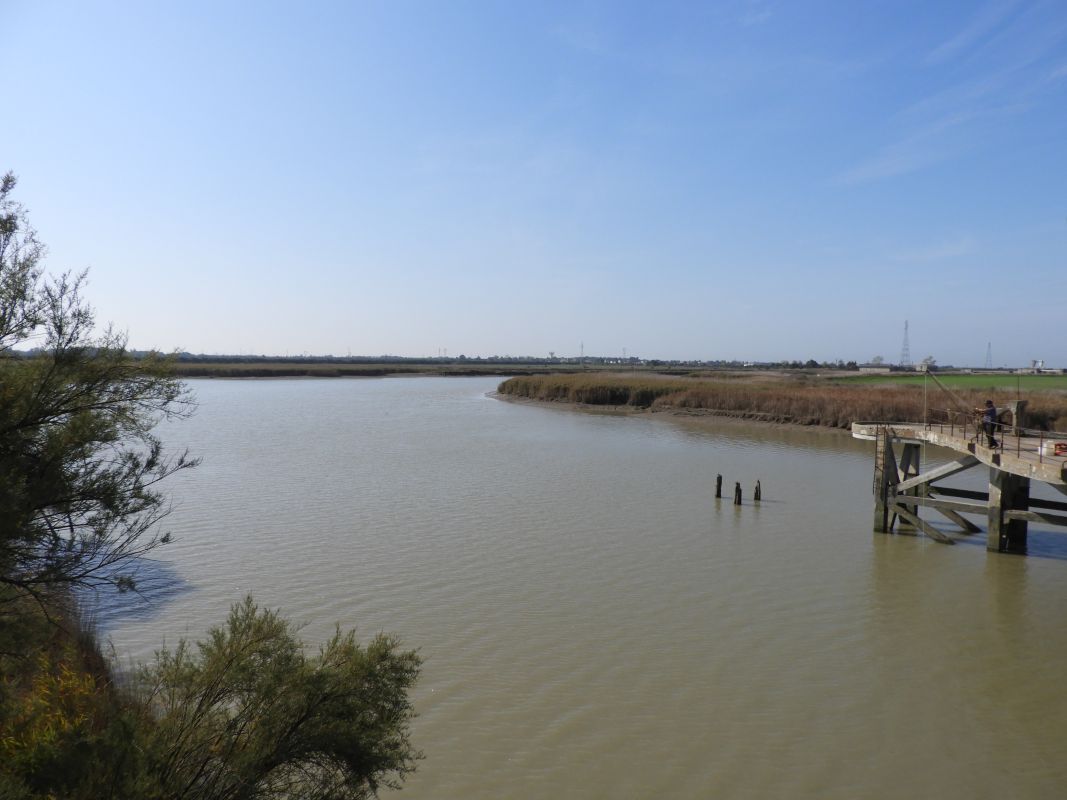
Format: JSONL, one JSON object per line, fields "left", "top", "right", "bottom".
{"left": 834, "top": 373, "right": 1067, "bottom": 391}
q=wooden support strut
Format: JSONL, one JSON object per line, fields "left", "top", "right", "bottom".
{"left": 930, "top": 487, "right": 1067, "bottom": 514}
{"left": 895, "top": 443, "right": 921, "bottom": 532}
{"left": 890, "top": 504, "right": 955, "bottom": 544}
{"left": 900, "top": 495, "right": 987, "bottom": 517}
{"left": 896, "top": 455, "right": 980, "bottom": 493}
{"left": 871, "top": 426, "right": 961, "bottom": 543}
{"left": 891, "top": 455, "right": 984, "bottom": 535}
{"left": 934, "top": 506, "right": 982, "bottom": 534}
{"left": 1004, "top": 509, "right": 1067, "bottom": 527}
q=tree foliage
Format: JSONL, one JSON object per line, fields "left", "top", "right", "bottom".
{"left": 0, "top": 172, "right": 196, "bottom": 600}
{"left": 1, "top": 599, "right": 422, "bottom": 799}
{"left": 135, "top": 597, "right": 422, "bottom": 799}
{"left": 0, "top": 173, "right": 422, "bottom": 798}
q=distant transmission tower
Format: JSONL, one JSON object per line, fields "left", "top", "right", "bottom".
{"left": 984, "top": 342, "right": 992, "bottom": 369}
{"left": 899, "top": 320, "right": 911, "bottom": 367}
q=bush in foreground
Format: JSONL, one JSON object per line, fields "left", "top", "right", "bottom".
{"left": 1, "top": 597, "right": 421, "bottom": 799}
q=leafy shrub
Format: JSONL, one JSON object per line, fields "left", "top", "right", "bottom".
{"left": 0, "top": 598, "right": 421, "bottom": 799}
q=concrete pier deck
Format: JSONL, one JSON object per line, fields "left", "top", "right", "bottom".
{"left": 851, "top": 421, "right": 1067, "bottom": 487}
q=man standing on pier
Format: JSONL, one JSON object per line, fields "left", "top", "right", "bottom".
{"left": 981, "top": 399, "right": 999, "bottom": 448}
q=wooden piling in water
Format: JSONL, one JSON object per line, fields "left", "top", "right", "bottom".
{"left": 872, "top": 427, "right": 894, "bottom": 533}
{"left": 734, "top": 482, "right": 742, "bottom": 505}
{"left": 754, "top": 480, "right": 761, "bottom": 502}
{"left": 715, "top": 474, "right": 722, "bottom": 499}
{"left": 987, "top": 469, "right": 1029, "bottom": 553}
{"left": 895, "top": 443, "right": 922, "bottom": 535}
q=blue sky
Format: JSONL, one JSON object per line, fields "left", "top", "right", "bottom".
{"left": 3, "top": 1, "right": 1065, "bottom": 365}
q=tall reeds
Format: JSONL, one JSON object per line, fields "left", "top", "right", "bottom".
{"left": 498, "top": 374, "right": 1067, "bottom": 431}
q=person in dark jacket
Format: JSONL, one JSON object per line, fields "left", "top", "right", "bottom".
{"left": 981, "top": 399, "right": 998, "bottom": 448}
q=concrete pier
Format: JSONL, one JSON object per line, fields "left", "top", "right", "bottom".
{"left": 853, "top": 421, "right": 1067, "bottom": 553}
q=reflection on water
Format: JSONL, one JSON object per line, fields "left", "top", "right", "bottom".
{"left": 81, "top": 555, "right": 193, "bottom": 629}
{"left": 99, "top": 377, "right": 1067, "bottom": 799}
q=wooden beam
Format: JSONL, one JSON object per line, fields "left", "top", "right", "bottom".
{"left": 1029, "top": 496, "right": 1067, "bottom": 512}
{"left": 904, "top": 496, "right": 987, "bottom": 516}
{"left": 936, "top": 507, "right": 981, "bottom": 533}
{"left": 1003, "top": 509, "right": 1067, "bottom": 528}
{"left": 895, "top": 443, "right": 921, "bottom": 530}
{"left": 896, "top": 455, "right": 979, "bottom": 492}
{"left": 907, "top": 488, "right": 986, "bottom": 531}
{"left": 890, "top": 504, "right": 955, "bottom": 544}
{"left": 929, "top": 486, "right": 989, "bottom": 501}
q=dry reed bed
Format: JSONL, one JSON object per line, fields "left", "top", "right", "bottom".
{"left": 498, "top": 374, "right": 1067, "bottom": 431}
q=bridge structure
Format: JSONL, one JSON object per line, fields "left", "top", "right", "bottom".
{"left": 852, "top": 407, "right": 1067, "bottom": 553}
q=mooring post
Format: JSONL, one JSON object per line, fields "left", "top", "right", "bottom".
{"left": 734, "top": 482, "right": 742, "bottom": 505}
{"left": 715, "top": 474, "right": 723, "bottom": 499}
{"left": 987, "top": 468, "right": 1030, "bottom": 553}
{"left": 754, "top": 480, "right": 761, "bottom": 501}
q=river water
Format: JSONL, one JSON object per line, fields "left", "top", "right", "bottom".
{"left": 97, "top": 377, "right": 1067, "bottom": 799}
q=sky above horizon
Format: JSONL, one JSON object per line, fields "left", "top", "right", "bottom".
{"left": 3, "top": 1, "right": 1066, "bottom": 366}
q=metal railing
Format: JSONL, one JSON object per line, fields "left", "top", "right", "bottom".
{"left": 921, "top": 408, "right": 1067, "bottom": 464}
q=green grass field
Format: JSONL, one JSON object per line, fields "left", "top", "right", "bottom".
{"left": 833, "top": 373, "right": 1067, "bottom": 391}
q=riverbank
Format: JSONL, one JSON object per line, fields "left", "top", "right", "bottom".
{"left": 496, "top": 373, "right": 1067, "bottom": 431}
{"left": 493, "top": 391, "right": 856, "bottom": 439}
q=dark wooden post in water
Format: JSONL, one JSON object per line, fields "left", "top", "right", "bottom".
{"left": 753, "top": 480, "right": 761, "bottom": 501}
{"left": 715, "top": 474, "right": 723, "bottom": 499}
{"left": 987, "top": 469, "right": 1030, "bottom": 553}
{"left": 733, "top": 482, "right": 742, "bottom": 505}
{"left": 872, "top": 427, "right": 895, "bottom": 533}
